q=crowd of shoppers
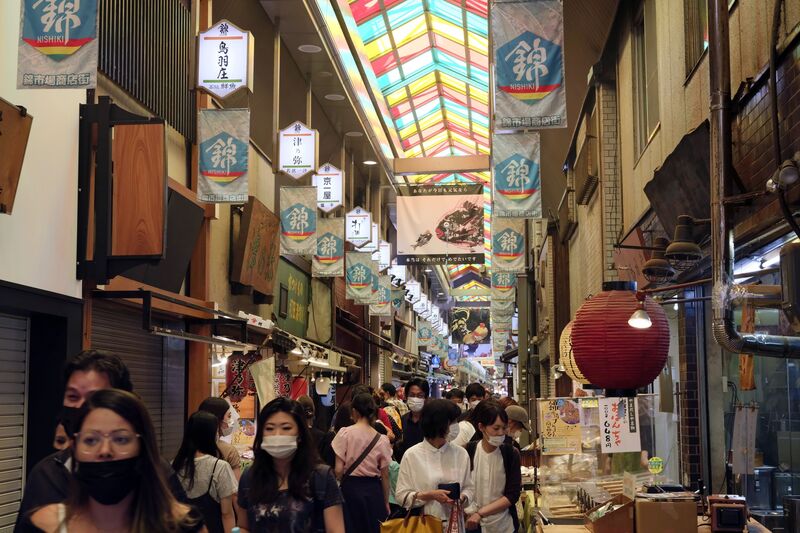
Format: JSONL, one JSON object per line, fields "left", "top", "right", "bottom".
{"left": 16, "top": 349, "right": 529, "bottom": 533}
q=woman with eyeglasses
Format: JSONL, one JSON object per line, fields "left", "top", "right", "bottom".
{"left": 29, "top": 389, "right": 205, "bottom": 533}
{"left": 173, "top": 411, "right": 238, "bottom": 533}
{"left": 237, "top": 397, "right": 344, "bottom": 533}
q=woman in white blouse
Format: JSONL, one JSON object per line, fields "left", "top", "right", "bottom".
{"left": 395, "top": 399, "right": 476, "bottom": 524}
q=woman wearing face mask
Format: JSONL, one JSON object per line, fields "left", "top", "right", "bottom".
{"left": 237, "top": 397, "right": 345, "bottom": 533}
{"left": 395, "top": 399, "right": 475, "bottom": 526}
{"left": 172, "top": 411, "right": 238, "bottom": 533}
{"left": 332, "top": 393, "right": 392, "bottom": 533}
{"left": 29, "top": 389, "right": 204, "bottom": 533}
{"left": 463, "top": 402, "right": 521, "bottom": 533}
{"left": 198, "top": 396, "right": 242, "bottom": 481}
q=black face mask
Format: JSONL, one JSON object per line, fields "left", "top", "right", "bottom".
{"left": 59, "top": 405, "right": 83, "bottom": 437}
{"left": 75, "top": 458, "right": 141, "bottom": 505}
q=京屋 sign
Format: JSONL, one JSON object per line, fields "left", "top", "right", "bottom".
{"left": 197, "top": 20, "right": 253, "bottom": 99}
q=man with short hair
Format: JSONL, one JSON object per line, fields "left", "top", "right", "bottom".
{"left": 464, "top": 382, "right": 486, "bottom": 410}
{"left": 446, "top": 388, "right": 466, "bottom": 410}
{"left": 394, "top": 377, "right": 429, "bottom": 461}
{"left": 505, "top": 405, "right": 530, "bottom": 451}
{"left": 15, "top": 350, "right": 185, "bottom": 533}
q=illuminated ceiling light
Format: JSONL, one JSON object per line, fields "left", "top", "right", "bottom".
{"left": 345, "top": 131, "right": 363, "bottom": 137}
{"left": 298, "top": 44, "right": 322, "bottom": 53}
{"left": 324, "top": 93, "right": 345, "bottom": 101}
{"left": 424, "top": 267, "right": 433, "bottom": 272}
{"left": 363, "top": 160, "right": 377, "bottom": 166}
{"left": 628, "top": 298, "right": 653, "bottom": 329}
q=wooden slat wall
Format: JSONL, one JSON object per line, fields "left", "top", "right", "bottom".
{"left": 0, "top": 314, "right": 27, "bottom": 533}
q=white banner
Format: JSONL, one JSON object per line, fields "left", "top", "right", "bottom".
{"left": 492, "top": 218, "right": 526, "bottom": 272}
{"left": 599, "top": 397, "right": 642, "bottom": 454}
{"left": 493, "top": 132, "right": 542, "bottom": 218}
{"left": 493, "top": 0, "right": 567, "bottom": 130}
{"left": 198, "top": 109, "right": 250, "bottom": 203}
{"left": 312, "top": 218, "right": 344, "bottom": 277}
{"left": 280, "top": 186, "right": 317, "bottom": 254}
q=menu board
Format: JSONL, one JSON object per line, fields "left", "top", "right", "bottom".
{"left": 538, "top": 399, "right": 582, "bottom": 455}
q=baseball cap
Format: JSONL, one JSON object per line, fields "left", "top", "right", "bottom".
{"left": 505, "top": 405, "right": 529, "bottom": 431}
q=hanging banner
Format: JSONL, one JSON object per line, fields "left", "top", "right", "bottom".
{"left": 405, "top": 280, "right": 421, "bottom": 303}
{"left": 493, "top": 0, "right": 567, "bottom": 130}
{"left": 491, "top": 271, "right": 518, "bottom": 301}
{"left": 539, "top": 399, "right": 582, "bottom": 455}
{"left": 397, "top": 184, "right": 485, "bottom": 265}
{"left": 493, "top": 328, "right": 510, "bottom": 355}
{"left": 417, "top": 318, "right": 433, "bottom": 346}
{"left": 312, "top": 218, "right": 344, "bottom": 277}
{"left": 278, "top": 121, "right": 318, "bottom": 179}
{"left": 312, "top": 163, "right": 344, "bottom": 212}
{"left": 373, "top": 240, "right": 391, "bottom": 272}
{"left": 17, "top": 0, "right": 98, "bottom": 89}
{"left": 492, "top": 218, "right": 526, "bottom": 272}
{"left": 391, "top": 289, "right": 405, "bottom": 310}
{"left": 370, "top": 275, "right": 392, "bottom": 317}
{"left": 197, "top": 20, "right": 253, "bottom": 99}
{"left": 346, "top": 206, "right": 372, "bottom": 246}
{"left": 491, "top": 299, "right": 515, "bottom": 328}
{"left": 493, "top": 132, "right": 542, "bottom": 217}
{"left": 346, "top": 252, "right": 374, "bottom": 301}
{"left": 359, "top": 222, "right": 380, "bottom": 253}
{"left": 450, "top": 308, "right": 491, "bottom": 345}
{"left": 599, "top": 397, "right": 642, "bottom": 454}
{"left": 280, "top": 186, "right": 317, "bottom": 255}
{"left": 388, "top": 263, "right": 407, "bottom": 284}
{"left": 198, "top": 108, "right": 249, "bottom": 203}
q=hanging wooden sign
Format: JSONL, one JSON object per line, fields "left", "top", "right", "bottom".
{"left": 0, "top": 98, "right": 33, "bottom": 215}
{"left": 231, "top": 196, "right": 281, "bottom": 299}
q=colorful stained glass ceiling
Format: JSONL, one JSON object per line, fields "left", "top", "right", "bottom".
{"left": 346, "top": 0, "right": 490, "bottom": 158}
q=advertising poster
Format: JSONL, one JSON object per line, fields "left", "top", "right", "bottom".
{"left": 312, "top": 218, "right": 344, "bottom": 278}
{"left": 492, "top": 217, "right": 526, "bottom": 272}
{"left": 599, "top": 397, "right": 642, "bottom": 454}
{"left": 280, "top": 186, "right": 317, "bottom": 254}
{"left": 493, "top": 132, "right": 542, "bottom": 218}
{"left": 396, "top": 184, "right": 485, "bottom": 265}
{"left": 18, "top": 0, "right": 98, "bottom": 89}
{"left": 450, "top": 307, "right": 491, "bottom": 345}
{"left": 198, "top": 108, "right": 250, "bottom": 203}
{"left": 492, "top": 0, "right": 567, "bottom": 129}
{"left": 539, "top": 399, "right": 582, "bottom": 455}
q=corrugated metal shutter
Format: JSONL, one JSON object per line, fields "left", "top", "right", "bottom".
{"left": 0, "top": 314, "right": 28, "bottom": 533}
{"left": 91, "top": 301, "right": 185, "bottom": 457}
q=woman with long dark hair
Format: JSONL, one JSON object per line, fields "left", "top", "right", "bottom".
{"left": 173, "top": 411, "right": 238, "bottom": 533}
{"left": 319, "top": 401, "right": 354, "bottom": 468}
{"left": 237, "top": 397, "right": 344, "bottom": 533}
{"left": 332, "top": 393, "right": 392, "bottom": 533}
{"left": 29, "top": 389, "right": 204, "bottom": 533}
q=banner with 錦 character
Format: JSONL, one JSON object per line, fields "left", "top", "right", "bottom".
{"left": 491, "top": 271, "right": 517, "bottom": 301}
{"left": 312, "top": 218, "right": 344, "bottom": 278}
{"left": 369, "top": 275, "right": 392, "bottom": 317}
{"left": 599, "top": 397, "right": 642, "bottom": 454}
{"left": 492, "top": 218, "right": 526, "bottom": 272}
{"left": 280, "top": 186, "right": 317, "bottom": 255}
{"left": 491, "top": 299, "right": 515, "bottom": 328}
{"left": 396, "top": 184, "right": 485, "bottom": 265}
{"left": 18, "top": 0, "right": 98, "bottom": 89}
{"left": 492, "top": 0, "right": 567, "bottom": 130}
{"left": 346, "top": 252, "right": 374, "bottom": 301}
{"left": 450, "top": 307, "right": 491, "bottom": 346}
{"left": 493, "top": 133, "right": 542, "bottom": 218}
{"left": 417, "top": 318, "right": 433, "bottom": 346}
{"left": 493, "top": 328, "right": 510, "bottom": 356}
{"left": 198, "top": 109, "right": 250, "bottom": 203}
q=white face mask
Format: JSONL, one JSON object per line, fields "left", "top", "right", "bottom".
{"left": 487, "top": 434, "right": 506, "bottom": 447}
{"left": 446, "top": 423, "right": 460, "bottom": 442}
{"left": 220, "top": 403, "right": 239, "bottom": 437}
{"left": 407, "top": 397, "right": 425, "bottom": 413}
{"left": 261, "top": 435, "right": 298, "bottom": 459}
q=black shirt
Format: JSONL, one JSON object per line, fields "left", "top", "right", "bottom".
{"left": 395, "top": 412, "right": 423, "bottom": 461}
{"left": 15, "top": 449, "right": 188, "bottom": 533}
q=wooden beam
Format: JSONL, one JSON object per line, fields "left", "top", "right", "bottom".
{"left": 392, "top": 155, "right": 490, "bottom": 175}
{"left": 101, "top": 276, "right": 214, "bottom": 319}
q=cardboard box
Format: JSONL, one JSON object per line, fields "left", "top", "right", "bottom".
{"left": 584, "top": 495, "right": 634, "bottom": 533}
{"left": 634, "top": 499, "right": 696, "bottom": 533}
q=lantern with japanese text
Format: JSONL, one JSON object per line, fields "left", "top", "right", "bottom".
{"left": 559, "top": 321, "right": 589, "bottom": 385}
{"left": 571, "top": 281, "right": 669, "bottom": 394}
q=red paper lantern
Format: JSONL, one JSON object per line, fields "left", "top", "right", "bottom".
{"left": 571, "top": 281, "right": 669, "bottom": 391}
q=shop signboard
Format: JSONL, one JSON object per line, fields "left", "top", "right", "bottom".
{"left": 0, "top": 97, "right": 33, "bottom": 214}
{"left": 372, "top": 240, "right": 391, "bottom": 272}
{"left": 599, "top": 397, "right": 642, "bottom": 454}
{"left": 492, "top": 217, "right": 526, "bottom": 273}
{"left": 405, "top": 279, "right": 421, "bottom": 303}
{"left": 276, "top": 258, "right": 310, "bottom": 337}
{"left": 312, "top": 162, "right": 343, "bottom": 212}
{"left": 278, "top": 121, "right": 318, "bottom": 179}
{"left": 359, "top": 222, "right": 379, "bottom": 253}
{"left": 197, "top": 20, "right": 253, "bottom": 99}
{"left": 17, "top": 0, "right": 99, "bottom": 89}
{"left": 538, "top": 399, "right": 582, "bottom": 455}
{"left": 312, "top": 218, "right": 345, "bottom": 278}
{"left": 231, "top": 197, "right": 280, "bottom": 297}
{"left": 492, "top": 132, "right": 542, "bottom": 218}
{"left": 396, "top": 184, "right": 485, "bottom": 265}
{"left": 198, "top": 108, "right": 249, "bottom": 203}
{"left": 280, "top": 186, "right": 317, "bottom": 255}
{"left": 492, "top": 0, "right": 567, "bottom": 130}
{"left": 346, "top": 206, "right": 371, "bottom": 246}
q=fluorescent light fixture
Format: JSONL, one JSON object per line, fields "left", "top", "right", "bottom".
{"left": 298, "top": 44, "right": 322, "bottom": 53}
{"left": 345, "top": 131, "right": 363, "bottom": 137}
{"left": 324, "top": 93, "right": 345, "bottom": 101}
{"left": 363, "top": 160, "right": 377, "bottom": 166}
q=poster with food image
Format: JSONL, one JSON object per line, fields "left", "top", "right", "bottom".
{"left": 538, "top": 399, "right": 582, "bottom": 455}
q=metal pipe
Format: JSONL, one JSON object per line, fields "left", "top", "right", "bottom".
{"left": 708, "top": 0, "right": 800, "bottom": 358}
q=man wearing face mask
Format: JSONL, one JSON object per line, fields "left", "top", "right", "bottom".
{"left": 15, "top": 350, "right": 187, "bottom": 533}
{"left": 394, "top": 378, "right": 429, "bottom": 461}
{"left": 504, "top": 405, "right": 529, "bottom": 451}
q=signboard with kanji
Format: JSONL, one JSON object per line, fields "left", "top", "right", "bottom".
{"left": 197, "top": 20, "right": 253, "bottom": 100}
{"left": 372, "top": 240, "right": 391, "bottom": 272}
{"left": 346, "top": 206, "right": 371, "bottom": 246}
{"left": 278, "top": 121, "right": 318, "bottom": 179}
{"left": 312, "top": 163, "right": 343, "bottom": 212}
{"left": 359, "top": 222, "right": 379, "bottom": 253}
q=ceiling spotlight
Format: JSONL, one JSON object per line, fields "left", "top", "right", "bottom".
{"left": 324, "top": 93, "right": 345, "bottom": 101}
{"left": 363, "top": 160, "right": 378, "bottom": 166}
{"left": 424, "top": 267, "right": 433, "bottom": 272}
{"left": 665, "top": 215, "right": 703, "bottom": 271}
{"left": 628, "top": 296, "right": 652, "bottom": 329}
{"left": 345, "top": 131, "right": 363, "bottom": 137}
{"left": 289, "top": 344, "right": 304, "bottom": 357}
{"left": 298, "top": 44, "right": 322, "bottom": 53}
{"left": 642, "top": 237, "right": 676, "bottom": 283}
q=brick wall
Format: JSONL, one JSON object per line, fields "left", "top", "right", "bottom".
{"left": 599, "top": 82, "right": 622, "bottom": 282}
{"left": 678, "top": 288, "right": 702, "bottom": 487}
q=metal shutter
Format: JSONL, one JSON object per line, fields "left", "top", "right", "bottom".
{"left": 0, "top": 314, "right": 28, "bottom": 533}
{"left": 91, "top": 301, "right": 185, "bottom": 457}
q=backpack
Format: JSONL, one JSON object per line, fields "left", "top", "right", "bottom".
{"left": 310, "top": 464, "right": 334, "bottom": 533}
{"left": 464, "top": 441, "right": 520, "bottom": 532}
